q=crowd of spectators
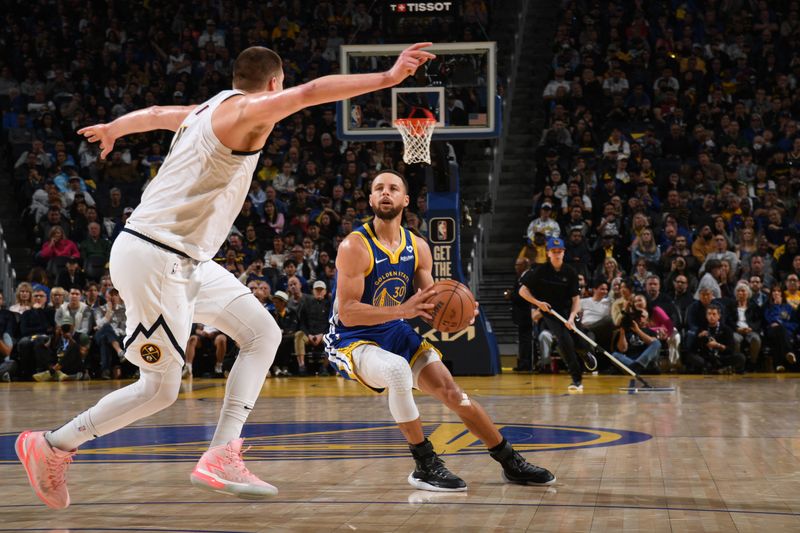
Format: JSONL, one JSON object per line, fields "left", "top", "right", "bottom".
{"left": 522, "top": 0, "right": 800, "bottom": 374}
{"left": 0, "top": 0, "right": 489, "bottom": 381}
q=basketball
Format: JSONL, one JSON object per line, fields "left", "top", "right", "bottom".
{"left": 427, "top": 280, "right": 477, "bottom": 333}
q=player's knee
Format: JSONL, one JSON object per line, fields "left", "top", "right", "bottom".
{"left": 383, "top": 356, "right": 413, "bottom": 391}
{"left": 225, "top": 298, "right": 280, "bottom": 361}
{"left": 440, "top": 383, "right": 467, "bottom": 410}
{"left": 137, "top": 368, "right": 182, "bottom": 411}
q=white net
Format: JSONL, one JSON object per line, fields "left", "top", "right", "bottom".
{"left": 395, "top": 118, "right": 436, "bottom": 165}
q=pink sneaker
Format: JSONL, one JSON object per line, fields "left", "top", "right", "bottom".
{"left": 15, "top": 430, "right": 75, "bottom": 509}
{"left": 190, "top": 438, "right": 278, "bottom": 499}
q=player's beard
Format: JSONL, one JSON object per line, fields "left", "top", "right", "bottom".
{"left": 374, "top": 203, "right": 403, "bottom": 221}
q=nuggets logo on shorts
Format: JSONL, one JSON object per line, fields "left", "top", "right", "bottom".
{"left": 140, "top": 344, "right": 162, "bottom": 364}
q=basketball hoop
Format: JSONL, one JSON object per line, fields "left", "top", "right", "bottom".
{"left": 394, "top": 108, "right": 436, "bottom": 165}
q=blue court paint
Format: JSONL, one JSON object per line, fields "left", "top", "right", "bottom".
{"left": 0, "top": 421, "right": 651, "bottom": 463}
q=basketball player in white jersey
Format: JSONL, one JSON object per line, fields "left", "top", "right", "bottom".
{"left": 15, "top": 43, "right": 436, "bottom": 509}
{"left": 327, "top": 171, "right": 555, "bottom": 491}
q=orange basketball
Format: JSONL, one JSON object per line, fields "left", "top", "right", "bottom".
{"left": 427, "top": 280, "right": 477, "bottom": 333}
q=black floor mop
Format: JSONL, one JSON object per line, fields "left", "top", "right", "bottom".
{"left": 548, "top": 310, "right": 676, "bottom": 393}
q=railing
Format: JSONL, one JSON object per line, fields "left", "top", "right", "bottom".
{"left": 0, "top": 223, "right": 17, "bottom": 303}
{"left": 468, "top": 0, "right": 529, "bottom": 298}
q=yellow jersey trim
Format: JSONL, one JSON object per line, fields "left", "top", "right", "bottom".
{"left": 363, "top": 223, "right": 406, "bottom": 264}
{"left": 409, "top": 230, "right": 419, "bottom": 273}
{"left": 353, "top": 232, "right": 374, "bottom": 277}
{"left": 335, "top": 340, "right": 383, "bottom": 393}
{"left": 409, "top": 339, "right": 443, "bottom": 369}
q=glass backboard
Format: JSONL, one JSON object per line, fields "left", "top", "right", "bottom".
{"left": 337, "top": 42, "right": 498, "bottom": 141}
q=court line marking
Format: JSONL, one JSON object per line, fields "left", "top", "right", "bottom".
{"left": 0, "top": 500, "right": 798, "bottom": 518}
{"left": 0, "top": 529, "right": 249, "bottom": 533}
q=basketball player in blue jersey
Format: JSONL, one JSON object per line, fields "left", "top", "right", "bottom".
{"left": 16, "top": 44, "right": 436, "bottom": 509}
{"left": 326, "top": 171, "right": 555, "bottom": 491}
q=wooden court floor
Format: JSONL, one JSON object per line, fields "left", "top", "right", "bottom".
{"left": 2, "top": 372, "right": 800, "bottom": 532}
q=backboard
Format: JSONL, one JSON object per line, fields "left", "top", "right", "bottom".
{"left": 336, "top": 42, "right": 499, "bottom": 141}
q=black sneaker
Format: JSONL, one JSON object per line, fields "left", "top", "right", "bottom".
{"left": 490, "top": 439, "right": 556, "bottom": 486}
{"left": 408, "top": 439, "right": 467, "bottom": 492}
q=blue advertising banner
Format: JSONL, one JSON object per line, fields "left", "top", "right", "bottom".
{"left": 411, "top": 190, "right": 499, "bottom": 375}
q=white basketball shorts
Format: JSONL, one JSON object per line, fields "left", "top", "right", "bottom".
{"left": 109, "top": 230, "right": 249, "bottom": 372}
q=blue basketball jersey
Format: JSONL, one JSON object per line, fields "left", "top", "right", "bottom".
{"left": 325, "top": 222, "right": 439, "bottom": 389}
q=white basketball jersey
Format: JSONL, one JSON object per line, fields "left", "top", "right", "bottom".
{"left": 126, "top": 90, "right": 259, "bottom": 261}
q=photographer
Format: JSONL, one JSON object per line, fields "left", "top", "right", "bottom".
{"left": 611, "top": 308, "right": 662, "bottom": 373}
{"left": 53, "top": 316, "right": 91, "bottom": 380}
{"left": 684, "top": 303, "right": 744, "bottom": 374}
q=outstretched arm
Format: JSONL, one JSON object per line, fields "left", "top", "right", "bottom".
{"left": 78, "top": 105, "right": 197, "bottom": 159}
{"left": 237, "top": 43, "right": 435, "bottom": 129}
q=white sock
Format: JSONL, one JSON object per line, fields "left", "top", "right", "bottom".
{"left": 186, "top": 362, "right": 193, "bottom": 374}
{"left": 46, "top": 411, "right": 97, "bottom": 451}
{"left": 214, "top": 362, "right": 223, "bottom": 373}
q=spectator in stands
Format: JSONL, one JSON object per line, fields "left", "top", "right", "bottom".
{"left": 193, "top": 325, "right": 229, "bottom": 377}
{"left": 749, "top": 255, "right": 776, "bottom": 289}
{"left": 48, "top": 287, "right": 66, "bottom": 311}
{"left": 564, "top": 227, "right": 592, "bottom": 279}
{"left": 595, "top": 256, "right": 623, "bottom": 286}
{"left": 220, "top": 249, "right": 245, "bottom": 276}
{"left": 0, "top": 290, "right": 17, "bottom": 360}
{"left": 702, "top": 234, "right": 740, "bottom": 276}
{"left": 691, "top": 225, "right": 715, "bottom": 265}
{"left": 295, "top": 281, "right": 332, "bottom": 376}
{"left": 684, "top": 288, "right": 716, "bottom": 364}
{"left": 579, "top": 278, "right": 613, "bottom": 349}
{"left": 19, "top": 288, "right": 54, "bottom": 338}
{"left": 80, "top": 222, "right": 111, "bottom": 281}
{"left": 248, "top": 280, "right": 274, "bottom": 312}
{"left": 784, "top": 274, "right": 800, "bottom": 309}
{"left": 689, "top": 304, "right": 743, "bottom": 374}
{"left": 270, "top": 290, "right": 298, "bottom": 377}
{"left": 749, "top": 275, "right": 770, "bottom": 309}
{"left": 695, "top": 259, "right": 723, "bottom": 300}
{"left": 507, "top": 257, "right": 533, "bottom": 372}
{"left": 285, "top": 276, "right": 306, "bottom": 315}
{"left": 39, "top": 225, "right": 79, "bottom": 264}
{"left": 732, "top": 281, "right": 763, "bottom": 371}
{"left": 10, "top": 282, "right": 33, "bottom": 315}
{"left": 764, "top": 285, "right": 798, "bottom": 372}
{"left": 54, "top": 287, "right": 91, "bottom": 348}
{"left": 527, "top": 203, "right": 560, "bottom": 240}
{"left": 55, "top": 257, "right": 86, "bottom": 291}
{"left": 239, "top": 257, "right": 271, "bottom": 289}
{"left": 630, "top": 229, "right": 660, "bottom": 269}
{"left": 93, "top": 288, "right": 126, "bottom": 380}
{"left": 633, "top": 293, "right": 678, "bottom": 371}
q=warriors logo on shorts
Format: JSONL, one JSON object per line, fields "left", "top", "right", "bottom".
{"left": 140, "top": 344, "right": 162, "bottom": 364}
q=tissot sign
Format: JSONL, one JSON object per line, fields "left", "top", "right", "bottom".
{"left": 386, "top": 1, "right": 459, "bottom": 17}
{"left": 409, "top": 191, "right": 499, "bottom": 375}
